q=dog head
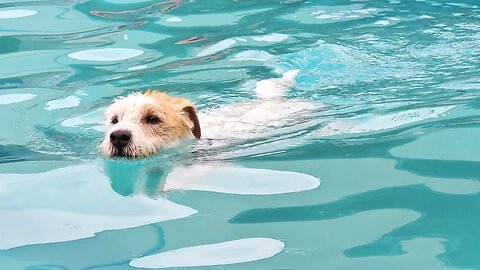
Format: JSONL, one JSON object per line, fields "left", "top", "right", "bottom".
{"left": 101, "top": 90, "right": 201, "bottom": 158}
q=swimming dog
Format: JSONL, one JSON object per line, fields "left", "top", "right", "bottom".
{"left": 101, "top": 90, "right": 200, "bottom": 158}
{"left": 101, "top": 70, "right": 311, "bottom": 158}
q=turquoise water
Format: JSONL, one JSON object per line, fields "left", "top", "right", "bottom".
{"left": 1, "top": 0, "right": 480, "bottom": 269}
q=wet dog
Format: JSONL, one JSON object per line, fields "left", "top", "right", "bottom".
{"left": 101, "top": 70, "right": 309, "bottom": 158}
{"left": 101, "top": 90, "right": 200, "bottom": 158}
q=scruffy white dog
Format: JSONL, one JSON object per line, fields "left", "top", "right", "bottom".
{"left": 101, "top": 70, "right": 314, "bottom": 158}
{"left": 101, "top": 90, "right": 201, "bottom": 158}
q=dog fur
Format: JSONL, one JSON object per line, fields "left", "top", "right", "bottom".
{"left": 101, "top": 89, "right": 200, "bottom": 158}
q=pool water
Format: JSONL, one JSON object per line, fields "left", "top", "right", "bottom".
{"left": 1, "top": 0, "right": 480, "bottom": 269}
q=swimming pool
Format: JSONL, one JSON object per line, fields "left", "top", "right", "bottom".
{"left": 1, "top": 0, "right": 480, "bottom": 269}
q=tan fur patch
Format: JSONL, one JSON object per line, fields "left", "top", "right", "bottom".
{"left": 145, "top": 89, "right": 194, "bottom": 111}
{"left": 144, "top": 89, "right": 201, "bottom": 138}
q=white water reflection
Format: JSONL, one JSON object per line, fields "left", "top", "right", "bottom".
{"left": 165, "top": 164, "right": 320, "bottom": 195}
{"left": 128, "top": 65, "right": 148, "bottom": 71}
{"left": 0, "top": 163, "right": 197, "bottom": 250}
{"left": 316, "top": 106, "right": 452, "bottom": 137}
{"left": 45, "top": 96, "right": 80, "bottom": 110}
{"left": 197, "top": 33, "right": 289, "bottom": 57}
{"left": 165, "top": 17, "right": 182, "bottom": 22}
{"left": 61, "top": 107, "right": 104, "bottom": 131}
{"left": 251, "top": 33, "right": 288, "bottom": 43}
{"left": 155, "top": 9, "right": 271, "bottom": 27}
{"left": 281, "top": 4, "right": 379, "bottom": 24}
{"left": 68, "top": 48, "right": 144, "bottom": 61}
{"left": 197, "top": 39, "right": 236, "bottom": 57}
{"left": 0, "top": 9, "right": 37, "bottom": 19}
{"left": 130, "top": 238, "right": 284, "bottom": 268}
{"left": 0, "top": 93, "right": 35, "bottom": 105}
{"left": 230, "top": 50, "right": 274, "bottom": 62}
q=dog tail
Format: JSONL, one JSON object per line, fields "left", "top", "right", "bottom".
{"left": 281, "top": 69, "right": 300, "bottom": 85}
{"left": 254, "top": 69, "right": 300, "bottom": 99}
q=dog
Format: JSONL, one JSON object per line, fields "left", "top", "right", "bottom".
{"left": 101, "top": 90, "right": 201, "bottom": 158}
{"left": 101, "top": 69, "right": 316, "bottom": 158}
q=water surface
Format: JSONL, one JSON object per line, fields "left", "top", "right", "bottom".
{"left": 1, "top": 0, "right": 480, "bottom": 269}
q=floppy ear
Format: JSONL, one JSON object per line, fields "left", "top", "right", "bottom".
{"left": 182, "top": 106, "right": 201, "bottom": 139}
{"left": 144, "top": 90, "right": 201, "bottom": 138}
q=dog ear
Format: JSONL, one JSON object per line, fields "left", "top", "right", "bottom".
{"left": 144, "top": 90, "right": 201, "bottom": 138}
{"left": 182, "top": 106, "right": 201, "bottom": 139}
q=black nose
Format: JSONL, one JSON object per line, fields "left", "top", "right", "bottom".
{"left": 110, "top": 130, "right": 131, "bottom": 149}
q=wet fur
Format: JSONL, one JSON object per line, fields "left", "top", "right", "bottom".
{"left": 101, "top": 90, "right": 200, "bottom": 158}
{"left": 102, "top": 70, "right": 303, "bottom": 158}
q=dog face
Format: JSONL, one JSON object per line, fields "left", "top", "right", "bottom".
{"left": 101, "top": 90, "right": 200, "bottom": 158}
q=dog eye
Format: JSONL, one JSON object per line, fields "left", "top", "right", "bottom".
{"left": 111, "top": 116, "right": 118, "bottom": 124}
{"left": 145, "top": 115, "right": 161, "bottom": 124}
